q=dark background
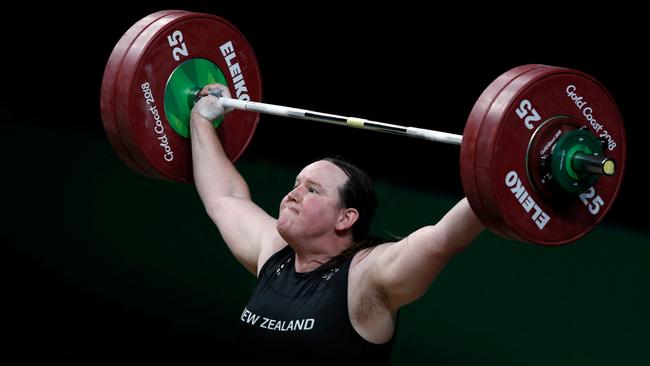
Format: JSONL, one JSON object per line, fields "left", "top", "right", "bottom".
{"left": 3, "top": 2, "right": 649, "bottom": 364}
{"left": 6, "top": 2, "right": 646, "bottom": 227}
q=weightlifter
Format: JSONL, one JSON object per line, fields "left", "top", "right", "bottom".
{"left": 190, "top": 83, "right": 485, "bottom": 363}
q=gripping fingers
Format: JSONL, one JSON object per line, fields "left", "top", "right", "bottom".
{"left": 193, "top": 83, "right": 233, "bottom": 121}
{"left": 194, "top": 95, "right": 229, "bottom": 121}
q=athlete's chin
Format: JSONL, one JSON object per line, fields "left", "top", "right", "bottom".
{"left": 277, "top": 228, "right": 295, "bottom": 246}
{"left": 276, "top": 218, "right": 297, "bottom": 243}
{"left": 276, "top": 217, "right": 290, "bottom": 236}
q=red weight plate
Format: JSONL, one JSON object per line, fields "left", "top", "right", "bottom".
{"left": 100, "top": 10, "right": 188, "bottom": 177}
{"left": 114, "top": 11, "right": 262, "bottom": 182}
{"left": 472, "top": 65, "right": 560, "bottom": 241}
{"left": 461, "top": 64, "right": 545, "bottom": 239}
{"left": 474, "top": 65, "right": 625, "bottom": 245}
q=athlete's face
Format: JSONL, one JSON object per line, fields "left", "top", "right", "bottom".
{"left": 277, "top": 160, "right": 349, "bottom": 242}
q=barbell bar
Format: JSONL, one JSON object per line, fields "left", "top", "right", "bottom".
{"left": 100, "top": 10, "right": 626, "bottom": 245}
{"left": 207, "top": 91, "right": 615, "bottom": 178}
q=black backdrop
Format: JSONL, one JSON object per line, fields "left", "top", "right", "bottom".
{"left": 6, "top": 1, "right": 645, "bottom": 228}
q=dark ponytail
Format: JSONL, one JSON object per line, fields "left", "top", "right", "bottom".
{"left": 321, "top": 157, "right": 386, "bottom": 268}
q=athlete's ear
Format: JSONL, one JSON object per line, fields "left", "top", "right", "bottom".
{"left": 336, "top": 208, "right": 359, "bottom": 231}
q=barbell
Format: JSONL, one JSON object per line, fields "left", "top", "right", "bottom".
{"left": 100, "top": 10, "right": 626, "bottom": 245}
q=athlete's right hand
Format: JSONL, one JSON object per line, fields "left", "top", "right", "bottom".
{"left": 191, "top": 83, "right": 233, "bottom": 122}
